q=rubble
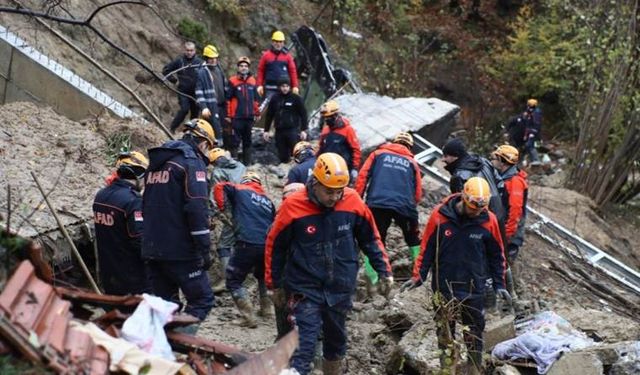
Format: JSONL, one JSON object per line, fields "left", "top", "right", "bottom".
{"left": 546, "top": 352, "right": 603, "bottom": 375}
{"left": 484, "top": 316, "right": 516, "bottom": 351}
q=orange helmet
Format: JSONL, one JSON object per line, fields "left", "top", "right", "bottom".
{"left": 283, "top": 183, "right": 305, "bottom": 199}
{"left": 208, "top": 148, "right": 227, "bottom": 164}
{"left": 312, "top": 153, "right": 349, "bottom": 188}
{"left": 320, "top": 100, "right": 340, "bottom": 117}
{"left": 184, "top": 119, "right": 216, "bottom": 147}
{"left": 241, "top": 171, "right": 262, "bottom": 185}
{"left": 527, "top": 98, "right": 538, "bottom": 107}
{"left": 292, "top": 141, "right": 315, "bottom": 163}
{"left": 393, "top": 132, "right": 414, "bottom": 148}
{"left": 493, "top": 145, "right": 519, "bottom": 165}
{"left": 115, "top": 151, "right": 148, "bottom": 179}
{"left": 237, "top": 56, "right": 251, "bottom": 66}
{"left": 462, "top": 177, "right": 491, "bottom": 210}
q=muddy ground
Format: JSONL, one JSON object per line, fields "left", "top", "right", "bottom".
{"left": 1, "top": 100, "right": 639, "bottom": 374}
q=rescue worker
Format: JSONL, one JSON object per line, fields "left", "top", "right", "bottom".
{"left": 208, "top": 148, "right": 246, "bottom": 293}
{"left": 491, "top": 145, "right": 528, "bottom": 296}
{"left": 285, "top": 141, "right": 316, "bottom": 185}
{"left": 266, "top": 153, "right": 393, "bottom": 375}
{"left": 316, "top": 100, "right": 361, "bottom": 184}
{"left": 355, "top": 132, "right": 422, "bottom": 294}
{"left": 282, "top": 182, "right": 305, "bottom": 199}
{"left": 162, "top": 41, "right": 203, "bottom": 133}
{"left": 401, "top": 177, "right": 510, "bottom": 373}
{"left": 93, "top": 151, "right": 149, "bottom": 296}
{"left": 226, "top": 56, "right": 260, "bottom": 164}
{"left": 263, "top": 78, "right": 308, "bottom": 163}
{"left": 214, "top": 172, "right": 275, "bottom": 328}
{"left": 442, "top": 137, "right": 505, "bottom": 223}
{"left": 142, "top": 119, "right": 216, "bottom": 322}
{"left": 442, "top": 138, "right": 506, "bottom": 308}
{"left": 506, "top": 98, "right": 542, "bottom": 165}
{"left": 256, "top": 30, "right": 299, "bottom": 100}
{"left": 195, "top": 44, "right": 224, "bottom": 146}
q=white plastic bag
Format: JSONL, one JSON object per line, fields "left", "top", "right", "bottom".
{"left": 121, "top": 293, "right": 179, "bottom": 360}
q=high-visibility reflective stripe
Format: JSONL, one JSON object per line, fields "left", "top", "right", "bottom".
{"left": 191, "top": 229, "right": 210, "bottom": 235}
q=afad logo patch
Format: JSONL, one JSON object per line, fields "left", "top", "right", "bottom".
{"left": 134, "top": 211, "right": 143, "bottom": 222}
{"left": 306, "top": 225, "right": 317, "bottom": 235}
{"left": 195, "top": 171, "right": 207, "bottom": 182}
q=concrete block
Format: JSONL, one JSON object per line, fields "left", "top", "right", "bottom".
{"left": 547, "top": 352, "right": 603, "bottom": 375}
{"left": 583, "top": 341, "right": 639, "bottom": 365}
{"left": 484, "top": 316, "right": 516, "bottom": 351}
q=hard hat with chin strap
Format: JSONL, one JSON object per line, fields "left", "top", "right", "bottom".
{"left": 462, "top": 177, "right": 491, "bottom": 210}
{"left": 184, "top": 119, "right": 216, "bottom": 148}
{"left": 312, "top": 153, "right": 349, "bottom": 188}
{"left": 493, "top": 145, "right": 519, "bottom": 165}
{"left": 393, "top": 132, "right": 414, "bottom": 148}
{"left": 208, "top": 148, "right": 227, "bottom": 164}
{"left": 241, "top": 171, "right": 262, "bottom": 185}
{"left": 115, "top": 151, "right": 148, "bottom": 179}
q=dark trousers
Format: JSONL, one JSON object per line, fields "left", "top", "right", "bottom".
{"left": 170, "top": 93, "right": 198, "bottom": 132}
{"left": 275, "top": 129, "right": 301, "bottom": 163}
{"left": 232, "top": 118, "right": 255, "bottom": 165}
{"left": 290, "top": 297, "right": 350, "bottom": 375}
{"left": 225, "top": 241, "right": 266, "bottom": 299}
{"left": 370, "top": 207, "right": 420, "bottom": 246}
{"left": 146, "top": 259, "right": 215, "bottom": 320}
{"left": 435, "top": 294, "right": 485, "bottom": 367}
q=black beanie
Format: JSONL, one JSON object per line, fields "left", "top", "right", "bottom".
{"left": 442, "top": 138, "right": 467, "bottom": 157}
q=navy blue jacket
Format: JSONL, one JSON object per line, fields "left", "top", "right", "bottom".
{"left": 195, "top": 64, "right": 222, "bottom": 142}
{"left": 142, "top": 139, "right": 210, "bottom": 261}
{"left": 355, "top": 143, "right": 422, "bottom": 219}
{"left": 162, "top": 55, "right": 203, "bottom": 93}
{"left": 286, "top": 156, "right": 316, "bottom": 185}
{"left": 413, "top": 194, "right": 506, "bottom": 300}
{"left": 264, "top": 91, "right": 308, "bottom": 132}
{"left": 266, "top": 187, "right": 392, "bottom": 306}
{"left": 93, "top": 179, "right": 148, "bottom": 295}
{"left": 214, "top": 182, "right": 275, "bottom": 246}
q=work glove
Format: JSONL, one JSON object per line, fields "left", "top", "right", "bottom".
{"left": 201, "top": 108, "right": 211, "bottom": 119}
{"left": 262, "top": 132, "right": 271, "bottom": 142}
{"left": 378, "top": 276, "right": 394, "bottom": 299}
{"left": 268, "top": 288, "right": 287, "bottom": 309}
{"left": 200, "top": 252, "right": 213, "bottom": 271}
{"left": 496, "top": 288, "right": 512, "bottom": 306}
{"left": 292, "top": 87, "right": 300, "bottom": 95}
{"left": 400, "top": 278, "right": 422, "bottom": 292}
{"left": 300, "top": 131, "right": 307, "bottom": 141}
{"left": 257, "top": 86, "right": 264, "bottom": 97}
{"left": 224, "top": 117, "right": 232, "bottom": 124}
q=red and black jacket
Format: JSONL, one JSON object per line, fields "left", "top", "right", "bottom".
{"left": 265, "top": 187, "right": 392, "bottom": 306}
{"left": 317, "top": 116, "right": 362, "bottom": 171}
{"left": 256, "top": 48, "right": 299, "bottom": 89}
{"left": 412, "top": 194, "right": 506, "bottom": 299}
{"left": 355, "top": 143, "right": 422, "bottom": 219}
{"left": 227, "top": 74, "right": 260, "bottom": 119}
{"left": 501, "top": 166, "right": 528, "bottom": 246}
{"left": 214, "top": 181, "right": 275, "bottom": 246}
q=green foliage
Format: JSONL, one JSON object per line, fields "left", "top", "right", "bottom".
{"left": 177, "top": 17, "right": 209, "bottom": 46}
{"left": 104, "top": 133, "right": 131, "bottom": 166}
{"left": 205, "top": 0, "right": 243, "bottom": 18}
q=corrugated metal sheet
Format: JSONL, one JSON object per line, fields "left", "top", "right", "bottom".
{"left": 0, "top": 261, "right": 109, "bottom": 374}
{"left": 328, "top": 94, "right": 460, "bottom": 151}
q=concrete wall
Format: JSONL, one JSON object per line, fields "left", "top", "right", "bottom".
{"left": 0, "top": 25, "right": 139, "bottom": 121}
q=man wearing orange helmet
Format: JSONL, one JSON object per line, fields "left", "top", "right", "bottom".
{"left": 317, "top": 100, "right": 361, "bottom": 184}
{"left": 93, "top": 151, "right": 150, "bottom": 296}
{"left": 142, "top": 119, "right": 216, "bottom": 323}
{"left": 265, "top": 153, "right": 393, "bottom": 374}
{"left": 226, "top": 56, "right": 260, "bottom": 164}
{"left": 491, "top": 145, "right": 528, "bottom": 295}
{"left": 506, "top": 98, "right": 542, "bottom": 164}
{"left": 285, "top": 141, "right": 316, "bottom": 185}
{"left": 401, "top": 177, "right": 509, "bottom": 373}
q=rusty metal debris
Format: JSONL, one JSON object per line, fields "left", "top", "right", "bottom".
{"left": 0, "top": 259, "right": 299, "bottom": 374}
{"left": 0, "top": 260, "right": 109, "bottom": 374}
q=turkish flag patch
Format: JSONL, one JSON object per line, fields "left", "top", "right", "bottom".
{"left": 306, "top": 225, "right": 317, "bottom": 235}
{"left": 134, "top": 211, "right": 143, "bottom": 222}
{"left": 196, "top": 171, "right": 207, "bottom": 182}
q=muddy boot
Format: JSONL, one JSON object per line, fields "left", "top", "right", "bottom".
{"left": 322, "top": 358, "right": 343, "bottom": 375}
{"left": 233, "top": 296, "right": 257, "bottom": 328}
{"left": 212, "top": 256, "right": 229, "bottom": 294}
{"left": 258, "top": 294, "right": 274, "bottom": 318}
